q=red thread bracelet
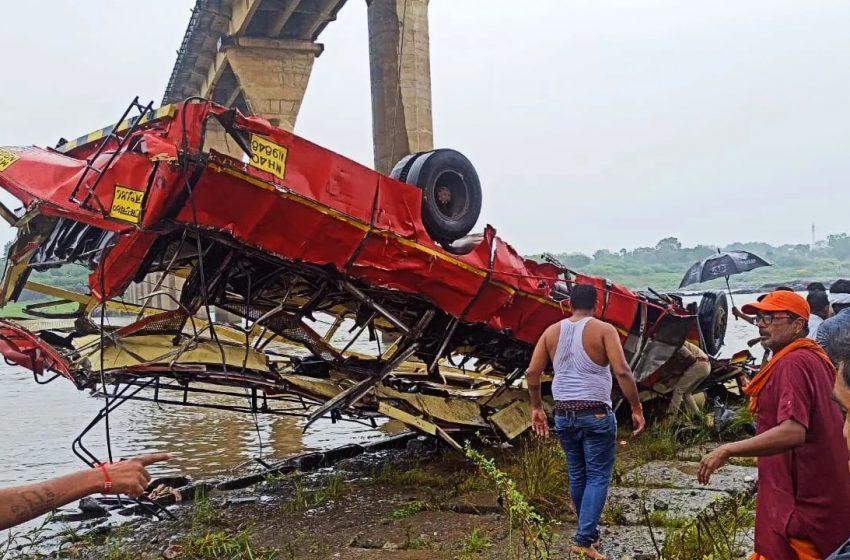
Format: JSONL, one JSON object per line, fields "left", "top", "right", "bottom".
{"left": 98, "top": 463, "right": 113, "bottom": 493}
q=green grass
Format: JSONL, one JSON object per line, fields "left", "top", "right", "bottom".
{"left": 465, "top": 441, "right": 551, "bottom": 559}
{"left": 456, "top": 473, "right": 492, "bottom": 494}
{"left": 621, "top": 422, "right": 679, "bottom": 466}
{"left": 0, "top": 512, "right": 57, "bottom": 559}
{"left": 401, "top": 534, "right": 433, "bottom": 550}
{"left": 660, "top": 494, "right": 755, "bottom": 560}
{"left": 0, "top": 300, "right": 79, "bottom": 318}
{"left": 601, "top": 501, "right": 628, "bottom": 525}
{"left": 461, "top": 528, "right": 490, "bottom": 554}
{"left": 281, "top": 472, "right": 347, "bottom": 513}
{"left": 178, "top": 530, "right": 277, "bottom": 560}
{"left": 374, "top": 462, "right": 455, "bottom": 489}
{"left": 390, "top": 500, "right": 430, "bottom": 519}
{"left": 619, "top": 415, "right": 721, "bottom": 469}
{"left": 646, "top": 510, "right": 689, "bottom": 529}
{"left": 192, "top": 489, "right": 222, "bottom": 528}
{"left": 504, "top": 437, "right": 569, "bottom": 518}
{"left": 717, "top": 406, "right": 756, "bottom": 441}
{"left": 103, "top": 539, "right": 134, "bottom": 560}
{"left": 371, "top": 453, "right": 489, "bottom": 509}
{"left": 262, "top": 471, "right": 286, "bottom": 484}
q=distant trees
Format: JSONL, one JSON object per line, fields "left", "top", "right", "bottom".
{"left": 560, "top": 253, "right": 591, "bottom": 268}
{"left": 828, "top": 233, "right": 850, "bottom": 260}
{"left": 549, "top": 235, "right": 850, "bottom": 281}
{"left": 592, "top": 249, "right": 613, "bottom": 261}
{"left": 656, "top": 237, "right": 682, "bottom": 251}
{"left": 0, "top": 259, "right": 90, "bottom": 300}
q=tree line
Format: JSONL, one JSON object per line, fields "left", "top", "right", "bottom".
{"left": 3, "top": 234, "right": 850, "bottom": 298}
{"left": 539, "top": 234, "right": 850, "bottom": 291}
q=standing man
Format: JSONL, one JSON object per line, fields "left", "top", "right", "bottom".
{"left": 822, "top": 324, "right": 850, "bottom": 559}
{"left": 817, "top": 279, "right": 850, "bottom": 364}
{"left": 733, "top": 306, "right": 757, "bottom": 325}
{"left": 806, "top": 282, "right": 827, "bottom": 294}
{"left": 698, "top": 291, "right": 850, "bottom": 559}
{"left": 527, "top": 283, "right": 645, "bottom": 560}
{"left": 666, "top": 340, "right": 711, "bottom": 417}
{"left": 806, "top": 289, "right": 830, "bottom": 340}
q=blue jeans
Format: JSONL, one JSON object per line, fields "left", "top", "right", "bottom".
{"left": 554, "top": 410, "right": 617, "bottom": 547}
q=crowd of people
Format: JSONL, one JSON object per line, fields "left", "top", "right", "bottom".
{"left": 529, "top": 280, "right": 850, "bottom": 560}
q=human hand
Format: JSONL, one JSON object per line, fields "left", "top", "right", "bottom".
{"left": 697, "top": 445, "right": 729, "bottom": 485}
{"left": 631, "top": 408, "right": 646, "bottom": 436}
{"left": 531, "top": 407, "right": 549, "bottom": 438}
{"left": 102, "top": 453, "right": 171, "bottom": 498}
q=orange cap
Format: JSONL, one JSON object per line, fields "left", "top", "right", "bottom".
{"left": 741, "top": 291, "right": 810, "bottom": 320}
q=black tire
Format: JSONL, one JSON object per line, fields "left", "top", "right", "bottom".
{"left": 441, "top": 233, "right": 485, "bottom": 256}
{"left": 698, "top": 290, "right": 728, "bottom": 355}
{"left": 389, "top": 152, "right": 425, "bottom": 183}
{"left": 391, "top": 149, "right": 482, "bottom": 244}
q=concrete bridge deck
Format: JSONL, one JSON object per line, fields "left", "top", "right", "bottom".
{"left": 164, "top": 0, "right": 347, "bottom": 112}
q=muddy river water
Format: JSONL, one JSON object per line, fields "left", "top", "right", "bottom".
{"left": 0, "top": 292, "right": 765, "bottom": 488}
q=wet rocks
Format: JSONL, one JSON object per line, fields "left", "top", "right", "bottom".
{"left": 331, "top": 550, "right": 454, "bottom": 559}
{"left": 597, "top": 459, "right": 757, "bottom": 559}
{"left": 607, "top": 487, "right": 728, "bottom": 525}
{"left": 622, "top": 460, "right": 758, "bottom": 495}
{"left": 446, "top": 490, "right": 501, "bottom": 515}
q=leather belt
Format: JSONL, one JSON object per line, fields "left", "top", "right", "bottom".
{"left": 554, "top": 407, "right": 609, "bottom": 417}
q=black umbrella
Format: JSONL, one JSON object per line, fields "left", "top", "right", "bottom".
{"left": 679, "top": 250, "right": 771, "bottom": 305}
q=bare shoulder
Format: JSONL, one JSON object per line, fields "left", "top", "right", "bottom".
{"left": 543, "top": 321, "right": 561, "bottom": 343}
{"left": 588, "top": 318, "right": 616, "bottom": 336}
{"left": 535, "top": 321, "right": 561, "bottom": 358}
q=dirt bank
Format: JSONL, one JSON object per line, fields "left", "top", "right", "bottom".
{"left": 5, "top": 422, "right": 757, "bottom": 560}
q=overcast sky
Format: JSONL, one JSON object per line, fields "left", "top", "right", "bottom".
{"left": 1, "top": 1, "right": 848, "bottom": 256}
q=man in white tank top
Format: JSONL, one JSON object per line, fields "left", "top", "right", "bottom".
{"left": 527, "top": 284, "right": 645, "bottom": 560}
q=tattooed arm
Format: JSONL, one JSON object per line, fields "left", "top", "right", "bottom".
{"left": 0, "top": 453, "right": 169, "bottom": 530}
{"left": 0, "top": 470, "right": 99, "bottom": 530}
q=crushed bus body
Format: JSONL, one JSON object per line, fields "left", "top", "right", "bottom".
{"left": 0, "top": 98, "right": 748, "bottom": 456}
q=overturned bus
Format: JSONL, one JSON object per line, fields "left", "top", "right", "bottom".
{"left": 0, "top": 98, "right": 748, "bottom": 457}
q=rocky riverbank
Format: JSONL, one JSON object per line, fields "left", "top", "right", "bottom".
{"left": 3, "top": 420, "right": 758, "bottom": 560}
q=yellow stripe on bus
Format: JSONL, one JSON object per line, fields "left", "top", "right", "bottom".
{"left": 57, "top": 104, "right": 177, "bottom": 154}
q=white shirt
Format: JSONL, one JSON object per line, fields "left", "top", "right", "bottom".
{"left": 808, "top": 314, "right": 824, "bottom": 340}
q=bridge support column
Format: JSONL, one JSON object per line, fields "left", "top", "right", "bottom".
{"left": 227, "top": 41, "right": 321, "bottom": 130}
{"left": 204, "top": 39, "right": 322, "bottom": 147}
{"left": 199, "top": 41, "right": 321, "bottom": 325}
{"left": 204, "top": 122, "right": 247, "bottom": 160}
{"left": 205, "top": 41, "right": 322, "bottom": 155}
{"left": 367, "top": 0, "right": 433, "bottom": 174}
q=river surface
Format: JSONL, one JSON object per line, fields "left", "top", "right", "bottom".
{"left": 0, "top": 316, "right": 399, "bottom": 490}
{"left": 0, "top": 292, "right": 768, "bottom": 490}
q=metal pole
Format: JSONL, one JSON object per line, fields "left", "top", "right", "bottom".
{"left": 725, "top": 275, "right": 736, "bottom": 307}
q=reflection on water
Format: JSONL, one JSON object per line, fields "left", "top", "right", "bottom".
{"left": 0, "top": 292, "right": 768, "bottom": 488}
{"left": 0, "top": 363, "right": 392, "bottom": 488}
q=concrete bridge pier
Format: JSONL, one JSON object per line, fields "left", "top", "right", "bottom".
{"left": 134, "top": 0, "right": 435, "bottom": 321}
{"left": 225, "top": 39, "right": 322, "bottom": 131}
{"left": 195, "top": 40, "right": 324, "bottom": 324}
{"left": 367, "top": 0, "right": 434, "bottom": 174}
{"left": 204, "top": 38, "right": 324, "bottom": 156}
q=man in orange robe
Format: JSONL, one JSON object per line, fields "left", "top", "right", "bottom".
{"left": 698, "top": 291, "right": 850, "bottom": 559}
